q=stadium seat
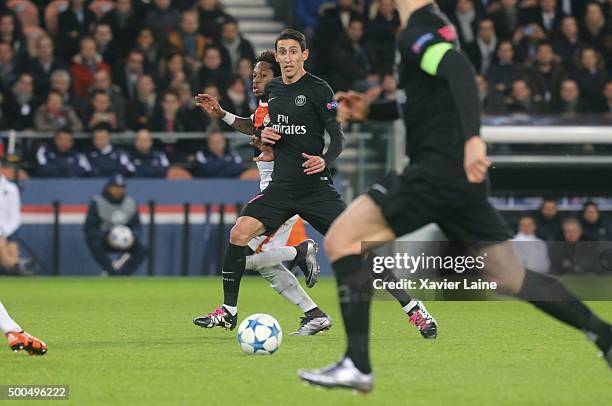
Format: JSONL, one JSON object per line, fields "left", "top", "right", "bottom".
{"left": 166, "top": 166, "right": 193, "bottom": 180}
{"left": 7, "top": 0, "right": 39, "bottom": 28}
{"left": 89, "top": 0, "right": 115, "bottom": 20}
{"left": 44, "top": 0, "right": 69, "bottom": 36}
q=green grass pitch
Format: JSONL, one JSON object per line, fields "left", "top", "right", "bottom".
{"left": 1, "top": 277, "right": 611, "bottom": 405}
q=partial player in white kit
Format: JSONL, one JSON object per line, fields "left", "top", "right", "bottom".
{"left": 193, "top": 51, "right": 332, "bottom": 335}
{"left": 0, "top": 301, "right": 47, "bottom": 355}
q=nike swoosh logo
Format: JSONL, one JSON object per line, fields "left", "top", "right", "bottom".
{"left": 221, "top": 271, "right": 233, "bottom": 274}
{"left": 268, "top": 97, "right": 277, "bottom": 102}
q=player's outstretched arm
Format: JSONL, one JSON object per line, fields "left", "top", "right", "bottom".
{"left": 194, "top": 93, "right": 255, "bottom": 135}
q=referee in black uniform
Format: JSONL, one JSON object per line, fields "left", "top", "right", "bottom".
{"left": 298, "top": 0, "right": 612, "bottom": 392}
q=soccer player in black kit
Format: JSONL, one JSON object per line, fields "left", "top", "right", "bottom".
{"left": 194, "top": 29, "right": 439, "bottom": 340}
{"left": 298, "top": 0, "right": 612, "bottom": 393}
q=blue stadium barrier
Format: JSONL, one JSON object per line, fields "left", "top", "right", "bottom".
{"left": 17, "top": 179, "right": 332, "bottom": 276}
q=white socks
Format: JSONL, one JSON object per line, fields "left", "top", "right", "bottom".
{"left": 245, "top": 247, "right": 298, "bottom": 271}
{"left": 258, "top": 265, "right": 317, "bottom": 312}
{"left": 0, "top": 301, "right": 22, "bottom": 335}
{"left": 402, "top": 300, "right": 420, "bottom": 314}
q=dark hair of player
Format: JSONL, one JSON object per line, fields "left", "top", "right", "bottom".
{"left": 275, "top": 29, "right": 307, "bottom": 52}
{"left": 256, "top": 51, "right": 281, "bottom": 76}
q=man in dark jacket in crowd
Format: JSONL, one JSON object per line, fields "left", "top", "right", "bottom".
{"left": 86, "top": 124, "right": 135, "bottom": 177}
{"left": 192, "top": 130, "right": 244, "bottom": 178}
{"left": 84, "top": 174, "right": 146, "bottom": 276}
{"left": 129, "top": 129, "right": 169, "bottom": 178}
{"left": 535, "top": 198, "right": 563, "bottom": 241}
{"left": 35, "top": 129, "right": 90, "bottom": 177}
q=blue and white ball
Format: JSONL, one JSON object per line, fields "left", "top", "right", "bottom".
{"left": 237, "top": 314, "right": 282, "bottom": 355}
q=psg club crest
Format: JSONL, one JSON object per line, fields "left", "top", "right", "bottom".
{"left": 326, "top": 101, "right": 338, "bottom": 110}
{"left": 295, "top": 95, "right": 307, "bottom": 106}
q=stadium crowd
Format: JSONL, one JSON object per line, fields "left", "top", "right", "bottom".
{"left": 0, "top": 0, "right": 608, "bottom": 177}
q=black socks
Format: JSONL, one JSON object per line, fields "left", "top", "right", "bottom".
{"left": 332, "top": 255, "right": 373, "bottom": 374}
{"left": 222, "top": 243, "right": 247, "bottom": 307}
{"left": 518, "top": 269, "right": 612, "bottom": 351}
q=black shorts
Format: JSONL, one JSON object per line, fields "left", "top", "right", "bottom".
{"left": 241, "top": 182, "right": 346, "bottom": 235}
{"left": 367, "top": 167, "right": 512, "bottom": 244}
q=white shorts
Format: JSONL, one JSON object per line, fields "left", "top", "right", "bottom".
{"left": 248, "top": 215, "right": 300, "bottom": 252}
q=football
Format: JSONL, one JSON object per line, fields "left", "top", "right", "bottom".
{"left": 236, "top": 314, "right": 283, "bottom": 355}
{"left": 107, "top": 225, "right": 134, "bottom": 250}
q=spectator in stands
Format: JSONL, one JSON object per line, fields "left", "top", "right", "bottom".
{"left": 490, "top": 0, "right": 520, "bottom": 40}
{"left": 562, "top": 217, "right": 584, "bottom": 242}
{"left": 30, "top": 36, "right": 70, "bottom": 97}
{"left": 535, "top": 198, "right": 563, "bottom": 241}
{"left": 513, "top": 23, "right": 547, "bottom": 62}
{"left": 329, "top": 19, "right": 371, "bottom": 92}
{"left": 554, "top": 16, "right": 585, "bottom": 74}
{"left": 525, "top": 42, "right": 567, "bottom": 108}
{"left": 58, "top": 0, "right": 96, "bottom": 59}
{"left": 313, "top": 0, "right": 362, "bottom": 75}
{"left": 167, "top": 9, "right": 210, "bottom": 73}
{"left": 198, "top": 46, "right": 230, "bottom": 92}
{"left": 71, "top": 37, "right": 111, "bottom": 98}
{"left": 553, "top": 79, "right": 588, "bottom": 114}
{"left": 217, "top": 18, "right": 255, "bottom": 74}
{"left": 522, "top": 0, "right": 564, "bottom": 37}
{"left": 512, "top": 214, "right": 550, "bottom": 274}
{"left": 144, "top": 0, "right": 181, "bottom": 44}
{"left": 93, "top": 23, "right": 119, "bottom": 67}
{"left": 34, "top": 90, "right": 83, "bottom": 132}
{"left": 236, "top": 57, "right": 256, "bottom": 110}
{"left": 85, "top": 90, "right": 121, "bottom": 131}
{"left": 219, "top": 76, "right": 251, "bottom": 130}
{"left": 2, "top": 73, "right": 39, "bottom": 131}
{"left": 0, "top": 13, "right": 26, "bottom": 58}
{"left": 196, "top": 0, "right": 231, "bottom": 40}
{"left": 158, "top": 52, "right": 196, "bottom": 93}
{"left": 84, "top": 174, "right": 146, "bottom": 276}
{"left": 114, "top": 49, "right": 145, "bottom": 101}
{"left": 507, "top": 79, "right": 546, "bottom": 113}
{"left": 199, "top": 83, "right": 222, "bottom": 129}
{"left": 86, "top": 124, "right": 134, "bottom": 177}
{"left": 126, "top": 74, "right": 158, "bottom": 130}
{"left": 0, "top": 41, "right": 22, "bottom": 87}
{"left": 365, "top": 0, "right": 400, "bottom": 75}
{"left": 574, "top": 47, "right": 608, "bottom": 112}
{"left": 149, "top": 90, "right": 198, "bottom": 161}
{"left": 549, "top": 217, "right": 586, "bottom": 275}
{"left": 134, "top": 28, "right": 160, "bottom": 73}
{"left": 580, "top": 201, "right": 610, "bottom": 241}
{"left": 466, "top": 18, "right": 498, "bottom": 75}
{"left": 601, "top": 81, "right": 612, "bottom": 114}
{"left": 0, "top": 164, "right": 32, "bottom": 275}
{"left": 176, "top": 82, "right": 208, "bottom": 131}
{"left": 294, "top": 0, "right": 330, "bottom": 42}
{"left": 35, "top": 129, "right": 90, "bottom": 177}
{"left": 486, "top": 40, "right": 524, "bottom": 95}
{"left": 476, "top": 74, "right": 507, "bottom": 114}
{"left": 101, "top": 0, "right": 143, "bottom": 58}
{"left": 49, "top": 69, "right": 82, "bottom": 115}
{"left": 192, "top": 130, "right": 245, "bottom": 178}
{"left": 129, "top": 128, "right": 169, "bottom": 178}
{"left": 450, "top": 0, "right": 481, "bottom": 47}
{"left": 580, "top": 2, "right": 609, "bottom": 52}
{"left": 87, "top": 70, "right": 127, "bottom": 129}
